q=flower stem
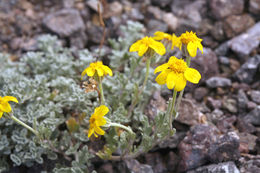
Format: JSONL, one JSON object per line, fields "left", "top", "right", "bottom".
{"left": 109, "top": 122, "right": 135, "bottom": 136}
{"left": 175, "top": 56, "right": 191, "bottom": 112}
{"left": 169, "top": 90, "right": 177, "bottom": 129}
{"left": 140, "top": 57, "right": 151, "bottom": 92}
{"left": 98, "top": 76, "right": 105, "bottom": 105}
{"left": 9, "top": 114, "right": 39, "bottom": 137}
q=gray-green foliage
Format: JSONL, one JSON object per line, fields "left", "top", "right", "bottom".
{"left": 0, "top": 34, "right": 95, "bottom": 172}
{"left": 0, "top": 21, "right": 173, "bottom": 172}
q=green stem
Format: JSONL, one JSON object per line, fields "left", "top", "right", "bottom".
{"left": 127, "top": 58, "right": 151, "bottom": 118}
{"left": 140, "top": 58, "right": 151, "bottom": 92}
{"left": 98, "top": 76, "right": 105, "bottom": 105}
{"left": 9, "top": 114, "right": 39, "bottom": 137}
{"left": 175, "top": 56, "right": 191, "bottom": 112}
{"left": 169, "top": 90, "right": 177, "bottom": 129}
{"left": 109, "top": 122, "right": 135, "bottom": 136}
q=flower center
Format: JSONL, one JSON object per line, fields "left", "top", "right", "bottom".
{"left": 89, "top": 117, "right": 95, "bottom": 124}
{"left": 169, "top": 59, "right": 187, "bottom": 73}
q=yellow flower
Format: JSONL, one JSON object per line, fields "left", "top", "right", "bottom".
{"left": 81, "top": 61, "right": 113, "bottom": 79}
{"left": 88, "top": 105, "right": 108, "bottom": 138}
{"left": 129, "top": 36, "right": 166, "bottom": 56}
{"left": 172, "top": 31, "right": 203, "bottom": 57}
{"left": 0, "top": 96, "right": 18, "bottom": 118}
{"left": 154, "top": 56, "right": 201, "bottom": 91}
{"left": 153, "top": 31, "right": 172, "bottom": 41}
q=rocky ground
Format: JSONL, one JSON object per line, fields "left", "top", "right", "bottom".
{"left": 1, "top": 0, "right": 260, "bottom": 173}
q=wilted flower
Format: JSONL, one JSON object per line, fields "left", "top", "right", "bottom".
{"left": 0, "top": 96, "right": 18, "bottom": 118}
{"left": 81, "top": 61, "right": 113, "bottom": 79}
{"left": 129, "top": 36, "right": 166, "bottom": 56}
{"left": 154, "top": 56, "right": 201, "bottom": 91}
{"left": 88, "top": 105, "right": 108, "bottom": 138}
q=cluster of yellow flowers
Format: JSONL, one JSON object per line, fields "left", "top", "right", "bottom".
{"left": 1, "top": 30, "right": 203, "bottom": 140}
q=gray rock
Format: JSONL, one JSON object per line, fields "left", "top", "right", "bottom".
{"left": 224, "top": 14, "right": 255, "bottom": 39}
{"left": 151, "top": 0, "right": 172, "bottom": 8}
{"left": 219, "top": 56, "right": 230, "bottom": 65}
{"left": 194, "top": 87, "right": 209, "bottom": 101}
{"left": 124, "top": 159, "right": 154, "bottom": 173}
{"left": 237, "top": 90, "right": 249, "bottom": 114}
{"left": 208, "top": 132, "right": 240, "bottom": 163}
{"left": 239, "top": 132, "right": 258, "bottom": 152}
{"left": 223, "top": 98, "right": 238, "bottom": 113}
{"left": 211, "top": 21, "right": 225, "bottom": 41}
{"left": 239, "top": 157, "right": 260, "bottom": 173}
{"left": 207, "top": 97, "right": 222, "bottom": 110}
{"left": 187, "top": 161, "right": 240, "bottom": 173}
{"left": 210, "top": 0, "right": 244, "bottom": 19}
{"left": 144, "top": 153, "right": 167, "bottom": 173}
{"left": 178, "top": 124, "right": 220, "bottom": 172}
{"left": 249, "top": 0, "right": 260, "bottom": 15}
{"left": 159, "top": 132, "right": 186, "bottom": 149}
{"left": 216, "top": 116, "right": 237, "bottom": 133}
{"left": 234, "top": 55, "right": 260, "bottom": 84}
{"left": 206, "top": 77, "right": 232, "bottom": 88}
{"left": 228, "top": 22, "right": 260, "bottom": 57}
{"left": 250, "top": 90, "right": 260, "bottom": 104}
{"left": 191, "top": 48, "right": 219, "bottom": 82}
{"left": 215, "top": 42, "right": 229, "bottom": 56}
{"left": 244, "top": 106, "right": 260, "bottom": 126}
{"left": 147, "top": 20, "right": 168, "bottom": 35}
{"left": 236, "top": 117, "right": 256, "bottom": 134}
{"left": 207, "top": 109, "right": 224, "bottom": 124}
{"left": 43, "top": 9, "right": 85, "bottom": 37}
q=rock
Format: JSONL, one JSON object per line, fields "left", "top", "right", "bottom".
{"left": 236, "top": 117, "right": 256, "bottom": 134}
{"left": 234, "top": 55, "right": 260, "bottom": 84}
{"left": 250, "top": 90, "right": 260, "bottom": 104}
{"left": 166, "top": 152, "right": 179, "bottom": 173}
{"left": 43, "top": 9, "right": 85, "bottom": 37}
{"left": 147, "top": 20, "right": 168, "bottom": 35}
{"left": 147, "top": 6, "right": 163, "bottom": 20}
{"left": 86, "top": 0, "right": 103, "bottom": 12}
{"left": 228, "top": 22, "right": 260, "bottom": 57}
{"left": 145, "top": 153, "right": 167, "bottom": 173}
{"left": 187, "top": 161, "right": 240, "bottom": 173}
{"left": 239, "top": 156, "right": 260, "bottom": 173}
{"left": 69, "top": 30, "right": 87, "bottom": 49}
{"left": 176, "top": 99, "right": 202, "bottom": 126}
{"left": 86, "top": 23, "right": 104, "bottom": 44}
{"left": 224, "top": 14, "right": 255, "bottom": 38}
{"left": 214, "top": 42, "right": 229, "bottom": 56}
{"left": 178, "top": 124, "right": 220, "bottom": 172}
{"left": 206, "top": 77, "right": 232, "bottom": 88}
{"left": 206, "top": 97, "right": 222, "bottom": 110}
{"left": 244, "top": 106, "right": 260, "bottom": 126}
{"left": 193, "top": 87, "right": 209, "bottom": 101}
{"left": 210, "top": 0, "right": 244, "bottom": 19}
{"left": 211, "top": 21, "right": 225, "bottom": 41}
{"left": 146, "top": 91, "right": 167, "bottom": 120}
{"left": 151, "top": 0, "right": 172, "bottom": 8}
{"left": 208, "top": 132, "right": 240, "bottom": 163}
{"left": 239, "top": 133, "right": 258, "bottom": 153}
{"left": 237, "top": 90, "right": 249, "bottom": 114}
{"left": 222, "top": 98, "right": 238, "bottom": 113}
{"left": 162, "top": 13, "right": 178, "bottom": 31}
{"left": 206, "top": 109, "right": 224, "bottom": 124}
{"left": 159, "top": 132, "right": 186, "bottom": 149}
{"left": 201, "top": 36, "right": 218, "bottom": 48}
{"left": 216, "top": 116, "right": 237, "bottom": 133}
{"left": 97, "top": 163, "right": 114, "bottom": 173}
{"left": 249, "top": 0, "right": 260, "bottom": 15}
{"left": 124, "top": 159, "right": 154, "bottom": 173}
{"left": 103, "top": 1, "right": 123, "bottom": 18}
{"left": 219, "top": 56, "right": 230, "bottom": 65}
{"left": 191, "top": 48, "right": 219, "bottom": 82}
{"left": 247, "top": 101, "right": 257, "bottom": 111}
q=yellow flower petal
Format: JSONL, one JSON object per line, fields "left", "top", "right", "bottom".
{"left": 3, "top": 96, "right": 18, "bottom": 103}
{"left": 94, "top": 125, "right": 105, "bottom": 135}
{"left": 88, "top": 127, "right": 95, "bottom": 138}
{"left": 187, "top": 42, "right": 197, "bottom": 57}
{"left": 155, "top": 70, "right": 169, "bottom": 85}
{"left": 154, "top": 63, "right": 169, "bottom": 74}
{"left": 138, "top": 44, "right": 149, "bottom": 56}
{"left": 153, "top": 31, "right": 172, "bottom": 41}
{"left": 94, "top": 105, "right": 109, "bottom": 117}
{"left": 166, "top": 72, "right": 176, "bottom": 89}
{"left": 149, "top": 38, "right": 166, "bottom": 55}
{"left": 129, "top": 40, "right": 142, "bottom": 52}
{"left": 184, "top": 68, "right": 201, "bottom": 84}
{"left": 103, "top": 65, "right": 113, "bottom": 76}
{"left": 0, "top": 111, "right": 3, "bottom": 118}
{"left": 0, "top": 102, "right": 11, "bottom": 113}
{"left": 197, "top": 42, "right": 203, "bottom": 54}
{"left": 86, "top": 67, "right": 95, "bottom": 77}
{"left": 171, "top": 34, "right": 182, "bottom": 50}
{"left": 96, "top": 67, "right": 104, "bottom": 76}
{"left": 173, "top": 74, "right": 187, "bottom": 91}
